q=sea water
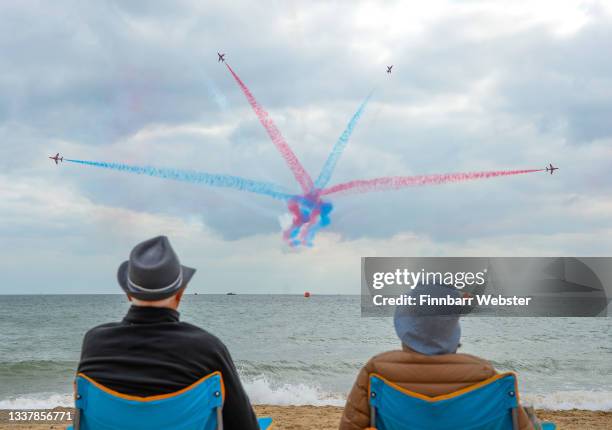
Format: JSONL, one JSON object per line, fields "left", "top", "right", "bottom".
{"left": 0, "top": 295, "right": 610, "bottom": 410}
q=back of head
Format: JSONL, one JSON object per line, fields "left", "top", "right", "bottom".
{"left": 130, "top": 292, "right": 184, "bottom": 310}
{"left": 393, "top": 284, "right": 462, "bottom": 355}
{"left": 117, "top": 235, "right": 196, "bottom": 307}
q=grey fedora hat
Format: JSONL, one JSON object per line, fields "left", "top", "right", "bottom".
{"left": 118, "top": 236, "right": 196, "bottom": 301}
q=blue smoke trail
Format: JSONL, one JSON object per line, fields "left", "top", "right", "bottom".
{"left": 313, "top": 93, "right": 372, "bottom": 190}
{"left": 303, "top": 202, "right": 333, "bottom": 247}
{"left": 206, "top": 78, "right": 230, "bottom": 113}
{"left": 65, "top": 159, "right": 295, "bottom": 201}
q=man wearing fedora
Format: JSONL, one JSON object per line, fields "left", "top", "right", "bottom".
{"left": 77, "top": 236, "right": 259, "bottom": 429}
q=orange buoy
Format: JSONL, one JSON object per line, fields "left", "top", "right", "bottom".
{"left": 304, "top": 291, "right": 311, "bottom": 298}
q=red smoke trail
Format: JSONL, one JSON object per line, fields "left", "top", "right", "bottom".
{"left": 225, "top": 63, "right": 314, "bottom": 193}
{"left": 321, "top": 168, "right": 544, "bottom": 196}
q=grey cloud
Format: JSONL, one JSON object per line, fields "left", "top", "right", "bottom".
{"left": 1, "top": 0, "right": 611, "bottom": 250}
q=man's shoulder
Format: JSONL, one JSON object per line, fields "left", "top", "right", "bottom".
{"left": 362, "top": 349, "right": 497, "bottom": 394}
{"left": 82, "top": 319, "right": 229, "bottom": 355}
{"left": 169, "top": 321, "right": 230, "bottom": 354}
{"left": 81, "top": 322, "right": 123, "bottom": 347}
{"left": 365, "top": 349, "right": 495, "bottom": 372}
{"left": 178, "top": 322, "right": 225, "bottom": 344}
{"left": 84, "top": 322, "right": 122, "bottom": 336}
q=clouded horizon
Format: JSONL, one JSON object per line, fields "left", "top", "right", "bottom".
{"left": 1, "top": 0, "right": 611, "bottom": 294}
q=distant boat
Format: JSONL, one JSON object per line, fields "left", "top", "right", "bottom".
{"left": 304, "top": 291, "right": 311, "bottom": 298}
{"left": 226, "top": 292, "right": 237, "bottom": 295}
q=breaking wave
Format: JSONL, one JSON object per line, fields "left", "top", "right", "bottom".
{"left": 2, "top": 386, "right": 612, "bottom": 411}
{"left": 524, "top": 391, "right": 612, "bottom": 411}
{"left": 243, "top": 376, "right": 345, "bottom": 406}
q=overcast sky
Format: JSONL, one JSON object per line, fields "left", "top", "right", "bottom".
{"left": 1, "top": 0, "right": 611, "bottom": 294}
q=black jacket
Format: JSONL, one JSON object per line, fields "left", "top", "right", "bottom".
{"left": 77, "top": 305, "right": 259, "bottom": 430}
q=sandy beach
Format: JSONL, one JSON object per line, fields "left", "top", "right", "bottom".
{"left": 0, "top": 406, "right": 611, "bottom": 429}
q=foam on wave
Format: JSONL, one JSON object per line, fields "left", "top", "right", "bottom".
{"left": 0, "top": 393, "right": 73, "bottom": 409}
{"left": 244, "top": 376, "right": 345, "bottom": 406}
{"left": 2, "top": 386, "right": 611, "bottom": 411}
{"left": 524, "top": 391, "right": 612, "bottom": 411}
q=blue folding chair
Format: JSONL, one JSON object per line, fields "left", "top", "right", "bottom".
{"left": 368, "top": 372, "right": 555, "bottom": 430}
{"left": 67, "top": 372, "right": 273, "bottom": 430}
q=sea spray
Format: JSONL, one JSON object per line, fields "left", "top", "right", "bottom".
{"left": 523, "top": 391, "right": 612, "bottom": 411}
{"left": 243, "top": 376, "right": 345, "bottom": 406}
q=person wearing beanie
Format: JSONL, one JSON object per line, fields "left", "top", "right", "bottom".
{"left": 339, "top": 284, "right": 537, "bottom": 430}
